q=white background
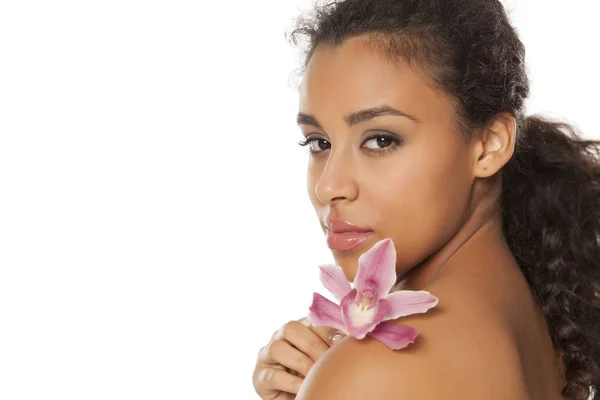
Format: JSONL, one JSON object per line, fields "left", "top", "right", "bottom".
{"left": 0, "top": 0, "right": 598, "bottom": 399}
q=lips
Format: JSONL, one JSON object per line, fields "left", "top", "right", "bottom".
{"left": 324, "top": 218, "right": 374, "bottom": 251}
{"left": 326, "top": 230, "right": 374, "bottom": 251}
{"left": 324, "top": 218, "right": 372, "bottom": 233}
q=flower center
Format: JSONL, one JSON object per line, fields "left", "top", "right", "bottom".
{"left": 357, "top": 290, "right": 375, "bottom": 311}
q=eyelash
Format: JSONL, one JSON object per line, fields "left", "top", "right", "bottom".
{"left": 297, "top": 132, "right": 403, "bottom": 156}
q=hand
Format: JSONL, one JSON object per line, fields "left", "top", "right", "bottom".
{"left": 252, "top": 317, "right": 346, "bottom": 400}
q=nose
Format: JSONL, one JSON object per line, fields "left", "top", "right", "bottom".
{"left": 314, "top": 150, "right": 359, "bottom": 205}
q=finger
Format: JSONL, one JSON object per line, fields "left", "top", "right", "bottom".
{"left": 278, "top": 320, "right": 329, "bottom": 362}
{"left": 257, "top": 338, "right": 313, "bottom": 378}
{"left": 299, "top": 317, "right": 346, "bottom": 347}
{"left": 267, "top": 339, "right": 314, "bottom": 378}
{"left": 253, "top": 366, "right": 303, "bottom": 396}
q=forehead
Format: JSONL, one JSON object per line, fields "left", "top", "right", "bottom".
{"left": 299, "top": 37, "right": 452, "bottom": 124}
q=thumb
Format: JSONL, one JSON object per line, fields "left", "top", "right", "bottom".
{"left": 299, "top": 316, "right": 346, "bottom": 346}
{"left": 329, "top": 331, "right": 346, "bottom": 345}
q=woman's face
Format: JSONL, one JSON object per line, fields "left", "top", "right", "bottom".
{"left": 298, "top": 37, "right": 476, "bottom": 282}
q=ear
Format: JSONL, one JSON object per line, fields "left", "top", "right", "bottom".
{"left": 471, "top": 112, "right": 516, "bottom": 178}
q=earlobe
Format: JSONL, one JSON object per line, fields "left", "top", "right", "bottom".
{"left": 473, "top": 113, "right": 516, "bottom": 178}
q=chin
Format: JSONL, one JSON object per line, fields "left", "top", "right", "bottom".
{"left": 333, "top": 259, "right": 357, "bottom": 283}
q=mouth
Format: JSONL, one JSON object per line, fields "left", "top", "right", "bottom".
{"left": 326, "top": 229, "right": 374, "bottom": 252}
{"left": 324, "top": 217, "right": 372, "bottom": 233}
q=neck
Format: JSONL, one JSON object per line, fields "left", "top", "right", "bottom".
{"left": 397, "top": 180, "right": 508, "bottom": 291}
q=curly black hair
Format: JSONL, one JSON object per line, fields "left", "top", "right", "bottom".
{"left": 286, "top": 0, "right": 600, "bottom": 398}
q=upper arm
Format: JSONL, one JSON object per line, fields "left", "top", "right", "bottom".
{"left": 295, "top": 312, "right": 529, "bottom": 400}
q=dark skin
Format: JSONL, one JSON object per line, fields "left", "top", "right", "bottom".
{"left": 295, "top": 36, "right": 565, "bottom": 399}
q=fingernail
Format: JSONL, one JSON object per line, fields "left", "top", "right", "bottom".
{"left": 331, "top": 333, "right": 344, "bottom": 344}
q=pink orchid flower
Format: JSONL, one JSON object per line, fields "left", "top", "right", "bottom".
{"left": 308, "top": 238, "right": 439, "bottom": 350}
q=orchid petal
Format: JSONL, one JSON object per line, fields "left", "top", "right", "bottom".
{"left": 367, "top": 321, "right": 419, "bottom": 350}
{"left": 381, "top": 290, "right": 439, "bottom": 320}
{"left": 354, "top": 238, "right": 397, "bottom": 300}
{"left": 340, "top": 288, "right": 389, "bottom": 339}
{"left": 318, "top": 264, "right": 352, "bottom": 302}
{"left": 308, "top": 292, "right": 345, "bottom": 331}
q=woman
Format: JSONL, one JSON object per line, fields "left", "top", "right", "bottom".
{"left": 252, "top": 0, "right": 600, "bottom": 399}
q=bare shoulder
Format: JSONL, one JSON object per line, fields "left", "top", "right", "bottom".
{"left": 296, "top": 281, "right": 530, "bottom": 400}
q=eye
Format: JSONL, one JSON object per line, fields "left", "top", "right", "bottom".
{"left": 361, "top": 132, "right": 403, "bottom": 155}
{"left": 297, "top": 137, "right": 331, "bottom": 154}
{"left": 297, "top": 132, "right": 403, "bottom": 155}
{"left": 362, "top": 134, "right": 397, "bottom": 151}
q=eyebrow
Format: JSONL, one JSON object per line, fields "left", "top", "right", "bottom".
{"left": 296, "top": 105, "right": 421, "bottom": 129}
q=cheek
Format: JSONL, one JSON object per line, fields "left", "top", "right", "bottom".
{"left": 377, "top": 145, "right": 472, "bottom": 269}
